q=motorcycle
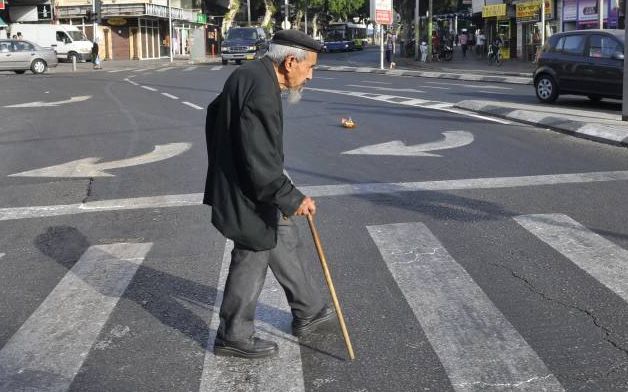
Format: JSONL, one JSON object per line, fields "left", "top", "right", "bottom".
{"left": 439, "top": 44, "right": 453, "bottom": 61}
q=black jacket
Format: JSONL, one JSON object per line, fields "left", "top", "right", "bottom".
{"left": 204, "top": 56, "right": 305, "bottom": 251}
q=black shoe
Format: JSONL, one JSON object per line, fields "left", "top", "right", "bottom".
{"left": 292, "top": 305, "right": 336, "bottom": 337}
{"left": 213, "top": 336, "right": 278, "bottom": 359}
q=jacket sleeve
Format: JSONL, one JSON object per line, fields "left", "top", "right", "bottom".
{"left": 236, "top": 93, "right": 304, "bottom": 216}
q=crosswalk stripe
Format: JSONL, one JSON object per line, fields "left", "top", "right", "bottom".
{"left": 182, "top": 101, "right": 203, "bottom": 110}
{"left": 210, "top": 66, "right": 223, "bottom": 71}
{"left": 183, "top": 66, "right": 198, "bottom": 72}
{"left": 0, "top": 242, "right": 152, "bottom": 392}
{"left": 2, "top": 170, "right": 628, "bottom": 221}
{"left": 0, "top": 252, "right": 4, "bottom": 259}
{"left": 367, "top": 223, "right": 565, "bottom": 391}
{"left": 515, "top": 214, "right": 628, "bottom": 302}
{"left": 156, "top": 67, "right": 173, "bottom": 72}
{"left": 200, "top": 241, "right": 305, "bottom": 392}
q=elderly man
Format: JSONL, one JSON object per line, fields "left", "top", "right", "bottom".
{"left": 204, "top": 30, "right": 335, "bottom": 359}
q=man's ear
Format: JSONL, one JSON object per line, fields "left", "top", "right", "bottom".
{"left": 283, "top": 55, "right": 297, "bottom": 72}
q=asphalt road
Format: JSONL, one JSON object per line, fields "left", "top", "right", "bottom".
{"left": 1, "top": 58, "right": 628, "bottom": 392}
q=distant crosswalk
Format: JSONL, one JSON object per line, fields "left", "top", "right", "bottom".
{"left": 1, "top": 214, "right": 626, "bottom": 390}
{"left": 107, "top": 65, "right": 223, "bottom": 74}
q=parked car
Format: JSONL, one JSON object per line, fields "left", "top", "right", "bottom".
{"left": 0, "top": 39, "right": 58, "bottom": 74}
{"left": 9, "top": 23, "right": 93, "bottom": 63}
{"left": 534, "top": 29, "right": 624, "bottom": 103}
{"left": 221, "top": 27, "right": 268, "bottom": 65}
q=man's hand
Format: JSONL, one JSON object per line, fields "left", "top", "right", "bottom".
{"left": 294, "top": 196, "right": 316, "bottom": 216}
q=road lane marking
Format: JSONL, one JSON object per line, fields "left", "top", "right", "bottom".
{"left": 346, "top": 84, "right": 425, "bottom": 93}
{"left": 210, "top": 66, "right": 223, "bottom": 71}
{"left": 367, "top": 223, "right": 564, "bottom": 391}
{"left": 342, "top": 131, "right": 474, "bottom": 157}
{"left": 0, "top": 242, "right": 152, "bottom": 392}
{"left": 141, "top": 85, "right": 158, "bottom": 92}
{"left": 515, "top": 214, "right": 628, "bottom": 302}
{"left": 0, "top": 252, "right": 4, "bottom": 259}
{"left": 200, "top": 241, "right": 305, "bottom": 392}
{"left": 182, "top": 101, "right": 203, "bottom": 110}
{"left": 360, "top": 80, "right": 392, "bottom": 84}
{"left": 306, "top": 87, "right": 510, "bottom": 124}
{"left": 10, "top": 143, "right": 192, "bottom": 178}
{"left": 478, "top": 90, "right": 513, "bottom": 95}
{"left": 161, "top": 92, "right": 179, "bottom": 100}
{"left": 156, "top": 67, "right": 174, "bottom": 72}
{"left": 3, "top": 96, "right": 92, "bottom": 108}
{"left": 131, "top": 68, "right": 149, "bottom": 72}
{"left": 424, "top": 81, "right": 513, "bottom": 90}
{"left": 315, "top": 76, "right": 336, "bottom": 80}
{"left": 126, "top": 79, "right": 139, "bottom": 86}
{"left": 2, "top": 170, "right": 628, "bottom": 221}
{"left": 183, "top": 66, "right": 198, "bottom": 72}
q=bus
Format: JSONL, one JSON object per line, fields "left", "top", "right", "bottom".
{"left": 323, "top": 22, "right": 367, "bottom": 52}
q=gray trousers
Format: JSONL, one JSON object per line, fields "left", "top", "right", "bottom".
{"left": 217, "top": 217, "right": 324, "bottom": 342}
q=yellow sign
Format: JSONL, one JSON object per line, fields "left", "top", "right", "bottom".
{"left": 107, "top": 18, "right": 128, "bottom": 26}
{"left": 482, "top": 4, "right": 507, "bottom": 18}
{"left": 516, "top": 0, "right": 553, "bottom": 20}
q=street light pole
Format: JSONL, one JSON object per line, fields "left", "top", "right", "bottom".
{"left": 427, "top": 7, "right": 432, "bottom": 61}
{"left": 598, "top": 0, "right": 604, "bottom": 29}
{"left": 92, "top": 0, "right": 97, "bottom": 43}
{"left": 247, "top": 0, "right": 251, "bottom": 26}
{"left": 622, "top": 4, "right": 628, "bottom": 120}
{"left": 168, "top": 0, "right": 173, "bottom": 62}
{"left": 284, "top": 0, "right": 289, "bottom": 28}
{"left": 540, "top": 0, "right": 545, "bottom": 46}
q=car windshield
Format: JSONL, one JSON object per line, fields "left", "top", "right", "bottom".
{"left": 67, "top": 31, "right": 89, "bottom": 41}
{"left": 227, "top": 29, "right": 257, "bottom": 40}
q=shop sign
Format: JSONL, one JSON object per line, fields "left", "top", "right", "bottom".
{"left": 516, "top": 0, "right": 553, "bottom": 22}
{"left": 145, "top": 4, "right": 183, "bottom": 20}
{"left": 108, "top": 17, "right": 127, "bottom": 26}
{"left": 482, "top": 4, "right": 507, "bottom": 17}
{"left": 0, "top": 0, "right": 6, "bottom": 11}
{"left": 196, "top": 13, "right": 207, "bottom": 24}
{"left": 577, "top": 0, "right": 610, "bottom": 21}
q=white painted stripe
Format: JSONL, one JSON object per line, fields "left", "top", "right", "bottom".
{"left": 515, "top": 214, "right": 628, "bottom": 302}
{"left": 141, "top": 85, "right": 158, "bottom": 92}
{"left": 425, "top": 81, "right": 512, "bottom": 90}
{"left": 200, "top": 241, "right": 305, "bottom": 392}
{"left": 131, "top": 68, "right": 149, "bottom": 72}
{"left": 0, "top": 252, "right": 4, "bottom": 259}
{"left": 161, "top": 92, "right": 179, "bottom": 100}
{"left": 478, "top": 90, "right": 512, "bottom": 95}
{"left": 107, "top": 69, "right": 129, "bottom": 73}
{"left": 424, "top": 103, "right": 455, "bottom": 109}
{"left": 367, "top": 223, "right": 564, "bottom": 391}
{"left": 126, "top": 80, "right": 139, "bottom": 86}
{"left": 0, "top": 243, "right": 152, "bottom": 391}
{"left": 183, "top": 66, "right": 198, "bottom": 72}
{"left": 182, "top": 101, "right": 203, "bottom": 110}
{"left": 2, "top": 170, "right": 628, "bottom": 221}
{"left": 306, "top": 87, "right": 509, "bottom": 124}
{"left": 156, "top": 67, "right": 174, "bottom": 72}
{"left": 346, "top": 84, "right": 425, "bottom": 93}
{"left": 361, "top": 80, "right": 392, "bottom": 84}
{"left": 315, "top": 76, "right": 336, "bottom": 80}
{"left": 210, "top": 66, "right": 223, "bottom": 71}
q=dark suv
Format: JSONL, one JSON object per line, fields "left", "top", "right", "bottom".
{"left": 221, "top": 27, "right": 268, "bottom": 65}
{"left": 534, "top": 29, "right": 624, "bottom": 103}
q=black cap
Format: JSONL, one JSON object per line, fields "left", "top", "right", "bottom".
{"left": 271, "top": 30, "right": 323, "bottom": 52}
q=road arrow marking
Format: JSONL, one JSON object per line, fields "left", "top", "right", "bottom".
{"left": 3, "top": 96, "right": 92, "bottom": 108}
{"left": 342, "top": 131, "right": 474, "bottom": 157}
{"left": 9, "top": 143, "right": 192, "bottom": 178}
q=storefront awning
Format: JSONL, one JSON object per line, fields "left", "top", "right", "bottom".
{"left": 0, "top": 16, "right": 8, "bottom": 27}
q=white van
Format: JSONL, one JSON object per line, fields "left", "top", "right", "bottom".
{"left": 9, "top": 24, "right": 93, "bottom": 62}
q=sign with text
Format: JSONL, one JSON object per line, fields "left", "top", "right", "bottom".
{"left": 371, "top": 0, "right": 393, "bottom": 25}
{"left": 482, "top": 4, "right": 507, "bottom": 17}
{"left": 0, "top": 0, "right": 5, "bottom": 11}
{"left": 516, "top": 0, "right": 554, "bottom": 22}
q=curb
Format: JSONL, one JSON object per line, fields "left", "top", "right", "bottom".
{"left": 315, "top": 65, "right": 532, "bottom": 85}
{"left": 454, "top": 100, "right": 628, "bottom": 147}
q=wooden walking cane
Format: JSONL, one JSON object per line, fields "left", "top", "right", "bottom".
{"left": 306, "top": 214, "right": 356, "bottom": 361}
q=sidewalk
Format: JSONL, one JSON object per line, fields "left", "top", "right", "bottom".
{"left": 455, "top": 100, "right": 628, "bottom": 147}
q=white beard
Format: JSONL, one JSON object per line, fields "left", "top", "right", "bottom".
{"left": 286, "top": 87, "right": 303, "bottom": 104}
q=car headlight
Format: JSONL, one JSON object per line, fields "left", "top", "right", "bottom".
{"left": 221, "top": 47, "right": 229, "bottom": 52}
{"left": 345, "top": 44, "right": 349, "bottom": 48}
{"left": 248, "top": 46, "right": 256, "bottom": 51}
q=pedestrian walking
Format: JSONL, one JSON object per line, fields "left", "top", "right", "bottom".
{"left": 203, "top": 30, "right": 336, "bottom": 359}
{"left": 476, "top": 30, "right": 486, "bottom": 57}
{"left": 459, "top": 29, "right": 469, "bottom": 58}
{"left": 385, "top": 33, "right": 394, "bottom": 65}
{"left": 91, "top": 41, "right": 101, "bottom": 69}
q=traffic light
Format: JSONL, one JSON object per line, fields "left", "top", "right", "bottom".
{"left": 94, "top": 0, "right": 102, "bottom": 23}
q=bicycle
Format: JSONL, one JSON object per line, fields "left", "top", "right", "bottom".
{"left": 487, "top": 43, "right": 502, "bottom": 66}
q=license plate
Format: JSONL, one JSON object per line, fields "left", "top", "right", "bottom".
{"left": 246, "top": 55, "right": 254, "bottom": 60}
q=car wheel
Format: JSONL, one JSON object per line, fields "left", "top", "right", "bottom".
{"left": 535, "top": 74, "right": 558, "bottom": 103}
{"left": 68, "top": 52, "right": 79, "bottom": 63}
{"left": 14, "top": 70, "right": 26, "bottom": 74}
{"left": 587, "top": 95, "right": 602, "bottom": 102}
{"left": 31, "top": 59, "right": 47, "bottom": 74}
{"left": 221, "top": 59, "right": 228, "bottom": 65}
{"left": 235, "top": 60, "right": 242, "bottom": 65}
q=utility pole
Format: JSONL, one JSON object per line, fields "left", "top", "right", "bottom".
{"left": 92, "top": 0, "right": 97, "bottom": 42}
{"left": 598, "top": 0, "right": 604, "bottom": 29}
{"left": 305, "top": 8, "right": 308, "bottom": 35}
{"left": 427, "top": 7, "right": 432, "bottom": 61}
{"left": 414, "top": 0, "right": 419, "bottom": 60}
{"left": 622, "top": 3, "right": 628, "bottom": 120}
{"left": 540, "top": 0, "right": 545, "bottom": 46}
{"left": 284, "top": 0, "right": 289, "bottom": 28}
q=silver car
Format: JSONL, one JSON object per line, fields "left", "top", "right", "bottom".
{"left": 0, "top": 39, "right": 58, "bottom": 74}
